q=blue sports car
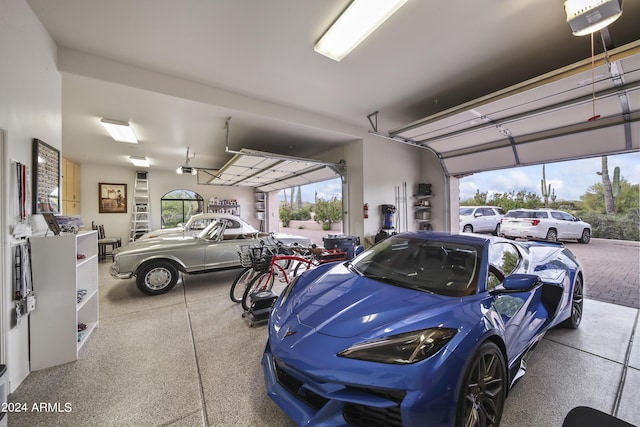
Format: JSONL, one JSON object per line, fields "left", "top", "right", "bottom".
{"left": 262, "top": 231, "right": 583, "bottom": 427}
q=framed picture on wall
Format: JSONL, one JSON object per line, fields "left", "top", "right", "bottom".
{"left": 32, "top": 138, "right": 61, "bottom": 214}
{"left": 98, "top": 183, "right": 127, "bottom": 213}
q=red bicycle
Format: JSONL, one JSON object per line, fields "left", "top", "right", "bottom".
{"left": 240, "top": 244, "right": 347, "bottom": 311}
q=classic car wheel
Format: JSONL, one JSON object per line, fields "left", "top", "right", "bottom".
{"left": 230, "top": 267, "right": 257, "bottom": 303}
{"left": 136, "top": 261, "right": 179, "bottom": 295}
{"left": 545, "top": 228, "right": 558, "bottom": 242}
{"left": 463, "top": 224, "right": 473, "bottom": 233}
{"left": 456, "top": 341, "right": 506, "bottom": 427}
{"left": 562, "top": 274, "right": 583, "bottom": 329}
{"left": 577, "top": 229, "right": 591, "bottom": 244}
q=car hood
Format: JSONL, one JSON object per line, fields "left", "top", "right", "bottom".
{"left": 283, "top": 264, "right": 460, "bottom": 339}
{"left": 114, "top": 234, "right": 203, "bottom": 255}
{"left": 139, "top": 227, "right": 185, "bottom": 239}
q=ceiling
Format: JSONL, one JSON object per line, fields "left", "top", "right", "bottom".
{"left": 25, "top": 0, "right": 640, "bottom": 180}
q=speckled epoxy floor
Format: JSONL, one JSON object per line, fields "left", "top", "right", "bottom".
{"left": 7, "top": 263, "right": 640, "bottom": 426}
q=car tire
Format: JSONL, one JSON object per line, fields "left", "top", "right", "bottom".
{"left": 545, "top": 228, "right": 558, "bottom": 242}
{"left": 463, "top": 224, "right": 473, "bottom": 233}
{"left": 456, "top": 341, "right": 506, "bottom": 427}
{"left": 577, "top": 229, "right": 591, "bottom": 244}
{"left": 562, "top": 274, "right": 583, "bottom": 329}
{"left": 136, "top": 261, "right": 179, "bottom": 295}
{"left": 230, "top": 267, "right": 257, "bottom": 303}
{"left": 493, "top": 224, "right": 500, "bottom": 236}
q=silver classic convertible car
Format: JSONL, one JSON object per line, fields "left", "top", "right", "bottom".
{"left": 110, "top": 219, "right": 311, "bottom": 295}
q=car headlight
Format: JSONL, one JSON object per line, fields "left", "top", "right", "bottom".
{"left": 338, "top": 328, "right": 457, "bottom": 364}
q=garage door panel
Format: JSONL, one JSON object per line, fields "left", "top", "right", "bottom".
{"left": 507, "top": 95, "right": 624, "bottom": 136}
{"left": 444, "top": 147, "right": 517, "bottom": 176}
{"left": 486, "top": 67, "right": 614, "bottom": 121}
{"left": 428, "top": 128, "right": 508, "bottom": 154}
{"left": 516, "top": 126, "right": 628, "bottom": 164}
{"left": 632, "top": 120, "right": 640, "bottom": 149}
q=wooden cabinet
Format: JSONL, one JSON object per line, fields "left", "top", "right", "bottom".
{"left": 29, "top": 231, "right": 99, "bottom": 370}
{"left": 62, "top": 157, "right": 81, "bottom": 215}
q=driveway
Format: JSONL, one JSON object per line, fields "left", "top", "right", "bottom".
{"left": 564, "top": 238, "right": 639, "bottom": 309}
{"left": 284, "top": 226, "right": 640, "bottom": 309}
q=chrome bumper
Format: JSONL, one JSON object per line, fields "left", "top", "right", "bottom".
{"left": 109, "top": 264, "right": 133, "bottom": 280}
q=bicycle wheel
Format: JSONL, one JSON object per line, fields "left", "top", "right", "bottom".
{"left": 293, "top": 259, "right": 313, "bottom": 277}
{"left": 242, "top": 272, "right": 275, "bottom": 311}
{"left": 229, "top": 267, "right": 257, "bottom": 303}
{"left": 274, "top": 247, "right": 293, "bottom": 270}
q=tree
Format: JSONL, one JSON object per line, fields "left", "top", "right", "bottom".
{"left": 460, "top": 190, "right": 488, "bottom": 206}
{"left": 581, "top": 178, "right": 639, "bottom": 214}
{"left": 315, "top": 196, "right": 342, "bottom": 228}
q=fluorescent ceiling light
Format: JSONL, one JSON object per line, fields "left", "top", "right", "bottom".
{"left": 100, "top": 118, "right": 138, "bottom": 143}
{"left": 314, "top": 0, "right": 408, "bottom": 61}
{"left": 129, "top": 156, "right": 149, "bottom": 167}
{"left": 565, "top": 0, "right": 622, "bottom": 36}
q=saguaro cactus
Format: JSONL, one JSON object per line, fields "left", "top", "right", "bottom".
{"left": 612, "top": 166, "right": 621, "bottom": 199}
{"left": 541, "top": 164, "right": 554, "bottom": 208}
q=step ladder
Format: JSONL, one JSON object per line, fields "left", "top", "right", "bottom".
{"left": 129, "top": 171, "right": 151, "bottom": 242}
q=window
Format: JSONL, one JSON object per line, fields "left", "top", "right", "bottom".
{"left": 161, "top": 189, "right": 204, "bottom": 228}
{"left": 551, "top": 211, "right": 564, "bottom": 220}
{"left": 487, "top": 243, "right": 521, "bottom": 290}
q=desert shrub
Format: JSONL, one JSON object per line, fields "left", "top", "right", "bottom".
{"left": 576, "top": 211, "right": 639, "bottom": 241}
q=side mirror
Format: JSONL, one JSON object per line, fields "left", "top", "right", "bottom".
{"left": 474, "top": 212, "right": 482, "bottom": 217}
{"left": 490, "top": 274, "right": 541, "bottom": 294}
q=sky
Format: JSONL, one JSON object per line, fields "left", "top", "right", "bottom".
{"left": 279, "top": 152, "right": 640, "bottom": 204}
{"left": 458, "top": 152, "right": 640, "bottom": 202}
{"left": 278, "top": 178, "right": 342, "bottom": 203}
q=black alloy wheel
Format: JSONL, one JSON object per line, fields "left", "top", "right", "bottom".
{"left": 562, "top": 274, "right": 583, "bottom": 329}
{"left": 456, "top": 342, "right": 506, "bottom": 427}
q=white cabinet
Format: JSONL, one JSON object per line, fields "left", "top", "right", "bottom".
{"left": 29, "top": 231, "right": 99, "bottom": 370}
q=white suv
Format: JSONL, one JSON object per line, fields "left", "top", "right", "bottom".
{"left": 459, "top": 206, "right": 504, "bottom": 235}
{"left": 500, "top": 209, "right": 591, "bottom": 243}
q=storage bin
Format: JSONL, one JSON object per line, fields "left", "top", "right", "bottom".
{"left": 323, "top": 235, "right": 361, "bottom": 259}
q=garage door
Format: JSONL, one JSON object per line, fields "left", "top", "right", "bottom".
{"left": 196, "top": 148, "right": 344, "bottom": 192}
{"left": 390, "top": 41, "right": 640, "bottom": 176}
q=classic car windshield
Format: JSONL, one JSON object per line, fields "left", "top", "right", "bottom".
{"left": 352, "top": 236, "right": 482, "bottom": 297}
{"left": 197, "top": 220, "right": 226, "bottom": 241}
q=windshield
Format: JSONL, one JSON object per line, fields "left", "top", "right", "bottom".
{"left": 198, "top": 220, "right": 225, "bottom": 240}
{"left": 351, "top": 236, "right": 482, "bottom": 297}
{"left": 460, "top": 208, "right": 474, "bottom": 216}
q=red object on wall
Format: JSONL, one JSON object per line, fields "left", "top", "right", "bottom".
{"left": 364, "top": 203, "right": 369, "bottom": 219}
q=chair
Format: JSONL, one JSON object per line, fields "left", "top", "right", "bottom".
{"left": 92, "top": 222, "right": 122, "bottom": 262}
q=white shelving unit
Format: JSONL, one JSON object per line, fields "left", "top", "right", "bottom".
{"left": 255, "top": 192, "right": 266, "bottom": 231}
{"left": 29, "top": 230, "right": 99, "bottom": 370}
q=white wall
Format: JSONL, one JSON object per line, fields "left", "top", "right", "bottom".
{"left": 360, "top": 134, "right": 446, "bottom": 245}
{"left": 0, "top": 0, "right": 62, "bottom": 392}
{"left": 76, "top": 164, "right": 259, "bottom": 243}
